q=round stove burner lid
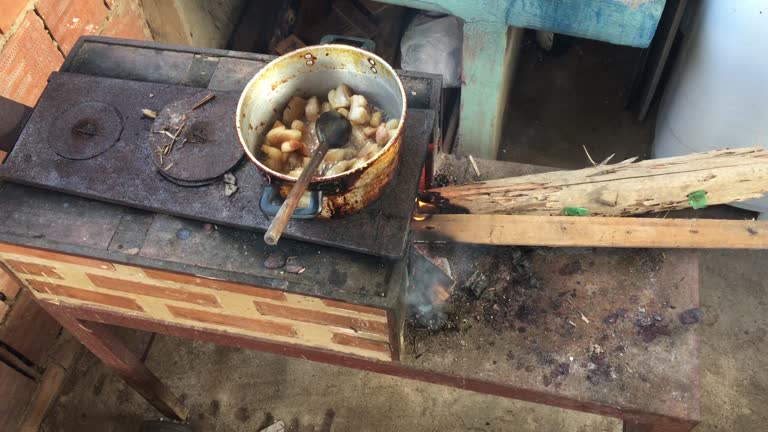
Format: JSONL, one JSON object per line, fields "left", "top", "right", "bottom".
{"left": 157, "top": 168, "right": 218, "bottom": 187}
{"left": 149, "top": 91, "right": 244, "bottom": 183}
{"left": 48, "top": 102, "right": 123, "bottom": 160}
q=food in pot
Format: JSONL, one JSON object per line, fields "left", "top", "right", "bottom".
{"left": 259, "top": 84, "right": 399, "bottom": 178}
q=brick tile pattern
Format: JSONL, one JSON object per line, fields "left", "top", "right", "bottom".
{"left": 86, "top": 273, "right": 222, "bottom": 308}
{"left": 0, "top": 0, "right": 28, "bottom": 33}
{"left": 167, "top": 304, "right": 298, "bottom": 338}
{"left": 0, "top": 243, "right": 393, "bottom": 361}
{"left": 331, "top": 333, "right": 392, "bottom": 355}
{"left": 36, "top": 0, "right": 109, "bottom": 54}
{"left": 0, "top": 265, "right": 21, "bottom": 300}
{"left": 143, "top": 269, "right": 287, "bottom": 301}
{"left": 0, "top": 11, "right": 63, "bottom": 107}
{"left": 100, "top": 0, "right": 152, "bottom": 41}
{"left": 4, "top": 259, "right": 62, "bottom": 279}
{"left": 27, "top": 279, "right": 145, "bottom": 312}
{"left": 253, "top": 300, "right": 389, "bottom": 334}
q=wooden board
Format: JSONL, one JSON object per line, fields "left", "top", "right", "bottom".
{"left": 412, "top": 214, "right": 768, "bottom": 249}
{"left": 428, "top": 147, "right": 768, "bottom": 216}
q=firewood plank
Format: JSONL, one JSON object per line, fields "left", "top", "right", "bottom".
{"left": 428, "top": 147, "right": 768, "bottom": 216}
{"left": 412, "top": 214, "right": 768, "bottom": 249}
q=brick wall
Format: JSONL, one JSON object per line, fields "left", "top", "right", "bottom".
{"left": 0, "top": 4, "right": 152, "bottom": 428}
{"left": 0, "top": 0, "right": 152, "bottom": 108}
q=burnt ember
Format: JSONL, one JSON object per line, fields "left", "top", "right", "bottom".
{"left": 264, "top": 250, "right": 287, "bottom": 269}
{"left": 679, "top": 308, "right": 704, "bottom": 325}
{"left": 404, "top": 247, "right": 697, "bottom": 401}
{"left": 558, "top": 260, "right": 583, "bottom": 276}
{"left": 284, "top": 256, "right": 306, "bottom": 274}
{"left": 406, "top": 245, "right": 543, "bottom": 333}
{"left": 465, "top": 270, "right": 490, "bottom": 299}
{"left": 634, "top": 311, "right": 671, "bottom": 343}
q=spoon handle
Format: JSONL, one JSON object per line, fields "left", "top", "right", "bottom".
{"left": 264, "top": 140, "right": 331, "bottom": 245}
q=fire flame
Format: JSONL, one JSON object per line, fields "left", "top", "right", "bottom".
{"left": 412, "top": 199, "right": 436, "bottom": 221}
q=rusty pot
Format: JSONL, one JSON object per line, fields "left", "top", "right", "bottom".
{"left": 235, "top": 44, "right": 407, "bottom": 218}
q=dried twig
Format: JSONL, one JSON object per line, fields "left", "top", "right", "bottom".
{"left": 468, "top": 154, "right": 481, "bottom": 177}
{"left": 585, "top": 156, "right": 638, "bottom": 177}
{"left": 162, "top": 118, "right": 188, "bottom": 163}
{"left": 584, "top": 145, "right": 617, "bottom": 168}
{"left": 191, "top": 93, "right": 215, "bottom": 111}
{"left": 168, "top": 119, "right": 186, "bottom": 152}
{"left": 566, "top": 298, "right": 590, "bottom": 324}
{"left": 599, "top": 153, "right": 615, "bottom": 166}
{"left": 583, "top": 145, "right": 598, "bottom": 167}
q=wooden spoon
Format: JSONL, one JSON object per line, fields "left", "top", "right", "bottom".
{"left": 264, "top": 111, "right": 352, "bottom": 245}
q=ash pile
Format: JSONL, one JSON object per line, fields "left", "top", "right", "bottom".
{"left": 406, "top": 244, "right": 542, "bottom": 333}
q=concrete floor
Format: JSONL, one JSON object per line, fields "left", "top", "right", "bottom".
{"left": 43, "top": 37, "right": 768, "bottom": 431}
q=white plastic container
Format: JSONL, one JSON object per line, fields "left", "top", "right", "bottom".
{"left": 653, "top": 0, "right": 768, "bottom": 214}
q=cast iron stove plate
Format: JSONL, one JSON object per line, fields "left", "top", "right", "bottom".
{"left": 1, "top": 72, "right": 433, "bottom": 258}
{"left": 148, "top": 91, "right": 243, "bottom": 185}
{"left": 49, "top": 101, "right": 123, "bottom": 160}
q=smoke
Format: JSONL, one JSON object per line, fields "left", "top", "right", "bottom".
{"left": 406, "top": 244, "right": 542, "bottom": 331}
{"left": 406, "top": 244, "right": 454, "bottom": 329}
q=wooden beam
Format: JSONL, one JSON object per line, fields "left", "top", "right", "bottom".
{"left": 376, "top": 0, "right": 664, "bottom": 47}
{"left": 427, "top": 147, "right": 768, "bottom": 216}
{"left": 412, "top": 215, "right": 768, "bottom": 249}
{"left": 0, "top": 361, "right": 35, "bottom": 432}
{"left": 38, "top": 303, "right": 189, "bottom": 421}
{"left": 456, "top": 23, "right": 522, "bottom": 159}
{"left": 17, "top": 364, "right": 66, "bottom": 432}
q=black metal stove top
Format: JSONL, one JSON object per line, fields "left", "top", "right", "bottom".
{"left": 1, "top": 72, "right": 433, "bottom": 258}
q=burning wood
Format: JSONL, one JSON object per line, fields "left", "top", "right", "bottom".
{"left": 412, "top": 199, "right": 438, "bottom": 221}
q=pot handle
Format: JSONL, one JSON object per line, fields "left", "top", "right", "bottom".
{"left": 260, "top": 185, "right": 323, "bottom": 219}
{"left": 320, "top": 35, "right": 376, "bottom": 52}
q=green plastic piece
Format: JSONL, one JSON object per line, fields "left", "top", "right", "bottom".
{"left": 687, "top": 190, "right": 708, "bottom": 209}
{"left": 564, "top": 207, "right": 589, "bottom": 217}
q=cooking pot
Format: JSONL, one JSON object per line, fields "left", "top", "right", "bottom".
{"left": 235, "top": 44, "right": 407, "bottom": 218}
